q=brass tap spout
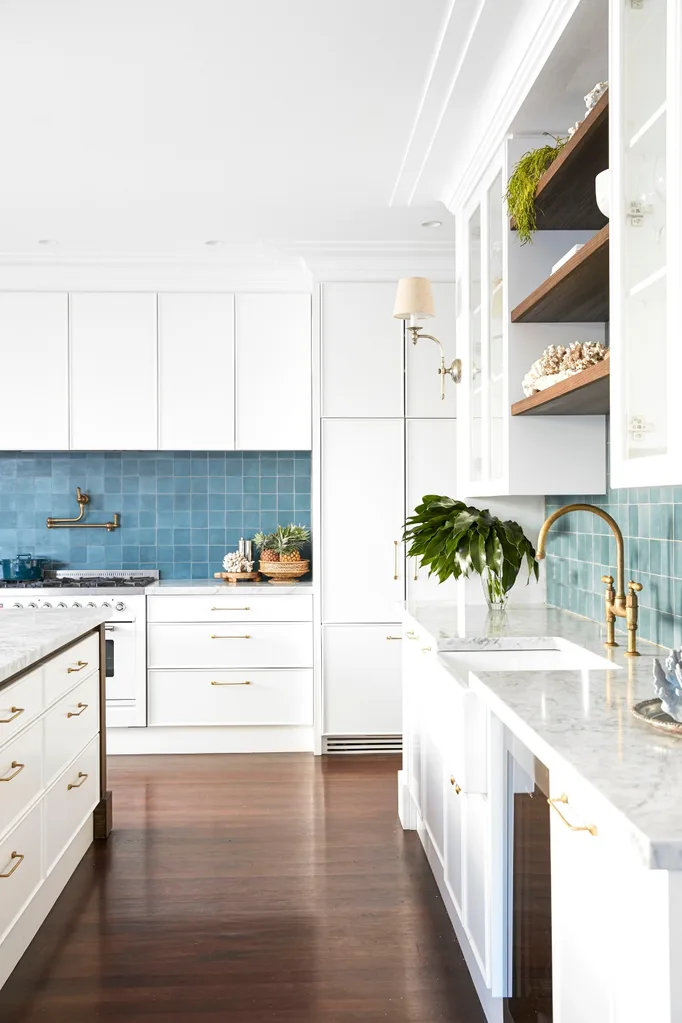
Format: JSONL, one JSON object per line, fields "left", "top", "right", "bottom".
{"left": 536, "top": 503, "right": 642, "bottom": 657}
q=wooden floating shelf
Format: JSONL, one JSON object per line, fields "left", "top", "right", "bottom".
{"left": 511, "top": 223, "right": 609, "bottom": 322}
{"left": 511, "top": 359, "right": 610, "bottom": 416}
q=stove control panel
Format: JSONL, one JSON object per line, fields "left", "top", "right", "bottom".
{"left": 0, "top": 595, "right": 141, "bottom": 620}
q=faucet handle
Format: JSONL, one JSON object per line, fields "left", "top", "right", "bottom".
{"left": 601, "top": 575, "right": 614, "bottom": 586}
{"left": 628, "top": 580, "right": 643, "bottom": 594}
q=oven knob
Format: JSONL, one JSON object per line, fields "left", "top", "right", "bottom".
{"left": 101, "top": 602, "right": 111, "bottom": 609}
{"left": 72, "top": 602, "right": 82, "bottom": 608}
{"left": 43, "top": 602, "right": 52, "bottom": 608}
{"left": 28, "top": 602, "right": 38, "bottom": 609}
{"left": 12, "top": 603, "right": 22, "bottom": 609}
{"left": 57, "top": 603, "right": 67, "bottom": 609}
{"left": 115, "top": 602, "right": 126, "bottom": 612}
{"left": 86, "top": 602, "right": 96, "bottom": 608}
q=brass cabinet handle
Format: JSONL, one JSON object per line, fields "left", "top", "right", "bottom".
{"left": 0, "top": 761, "right": 25, "bottom": 783}
{"left": 393, "top": 540, "right": 399, "bottom": 581}
{"left": 0, "top": 706, "right": 24, "bottom": 724}
{"left": 421, "top": 646, "right": 432, "bottom": 653}
{"left": 210, "top": 634, "right": 251, "bottom": 640}
{"left": 0, "top": 851, "right": 24, "bottom": 878}
{"left": 211, "top": 606, "right": 251, "bottom": 611}
{"left": 386, "top": 635, "right": 402, "bottom": 641}
{"left": 67, "top": 772, "right": 89, "bottom": 791}
{"left": 449, "top": 776, "right": 461, "bottom": 794}
{"left": 413, "top": 558, "right": 418, "bottom": 582}
{"left": 67, "top": 660, "right": 88, "bottom": 674}
{"left": 67, "top": 702, "right": 89, "bottom": 718}
{"left": 548, "top": 794, "right": 597, "bottom": 837}
{"left": 211, "top": 680, "right": 252, "bottom": 686}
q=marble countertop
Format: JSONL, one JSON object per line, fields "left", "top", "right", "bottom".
{"left": 145, "top": 580, "right": 313, "bottom": 595}
{"left": 0, "top": 608, "right": 107, "bottom": 688}
{"left": 407, "top": 602, "right": 682, "bottom": 870}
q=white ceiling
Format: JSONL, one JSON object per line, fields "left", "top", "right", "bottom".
{"left": 0, "top": 0, "right": 456, "bottom": 258}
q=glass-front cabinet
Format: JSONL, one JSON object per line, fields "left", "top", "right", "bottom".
{"left": 610, "top": 0, "right": 682, "bottom": 487}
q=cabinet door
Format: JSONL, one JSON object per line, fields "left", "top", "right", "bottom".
{"left": 405, "top": 281, "right": 457, "bottom": 417}
{"left": 0, "top": 293, "right": 69, "bottom": 449}
{"left": 158, "top": 293, "right": 234, "bottom": 450}
{"left": 406, "top": 419, "right": 459, "bottom": 601}
{"left": 235, "top": 293, "right": 311, "bottom": 450}
{"left": 402, "top": 624, "right": 424, "bottom": 817}
{"left": 321, "top": 282, "right": 403, "bottom": 417}
{"left": 323, "top": 624, "right": 402, "bottom": 735}
{"left": 70, "top": 293, "right": 157, "bottom": 450}
{"left": 321, "top": 419, "right": 404, "bottom": 622}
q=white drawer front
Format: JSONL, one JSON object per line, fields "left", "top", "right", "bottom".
{"left": 0, "top": 801, "right": 43, "bottom": 943}
{"left": 44, "top": 672, "right": 99, "bottom": 785}
{"left": 148, "top": 622, "right": 313, "bottom": 669}
{"left": 44, "top": 633, "right": 99, "bottom": 708}
{"left": 45, "top": 736, "right": 99, "bottom": 874}
{"left": 149, "top": 669, "right": 314, "bottom": 726}
{"left": 0, "top": 667, "right": 44, "bottom": 749}
{"left": 147, "top": 594, "right": 312, "bottom": 623}
{"left": 0, "top": 718, "right": 43, "bottom": 842}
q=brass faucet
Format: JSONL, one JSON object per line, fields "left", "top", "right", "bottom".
{"left": 536, "top": 504, "right": 643, "bottom": 657}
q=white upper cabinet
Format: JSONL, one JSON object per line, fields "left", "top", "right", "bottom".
{"left": 0, "top": 293, "right": 69, "bottom": 450}
{"left": 70, "top": 293, "right": 158, "bottom": 450}
{"left": 158, "top": 293, "right": 235, "bottom": 450}
{"left": 235, "top": 293, "right": 311, "bottom": 450}
{"left": 321, "top": 282, "right": 403, "bottom": 418}
{"left": 609, "top": 0, "right": 681, "bottom": 487}
{"left": 405, "top": 281, "right": 457, "bottom": 418}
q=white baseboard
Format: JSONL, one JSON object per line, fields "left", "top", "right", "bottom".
{"left": 0, "top": 817, "right": 93, "bottom": 991}
{"left": 397, "top": 769, "right": 416, "bottom": 830}
{"left": 107, "top": 725, "right": 315, "bottom": 755}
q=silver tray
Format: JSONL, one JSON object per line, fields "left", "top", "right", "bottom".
{"left": 631, "top": 698, "right": 682, "bottom": 736}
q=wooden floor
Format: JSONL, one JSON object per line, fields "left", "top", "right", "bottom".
{"left": 0, "top": 754, "right": 485, "bottom": 1023}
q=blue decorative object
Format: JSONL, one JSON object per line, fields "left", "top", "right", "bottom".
{"left": 653, "top": 648, "right": 682, "bottom": 722}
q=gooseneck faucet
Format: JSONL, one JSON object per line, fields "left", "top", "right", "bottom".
{"left": 536, "top": 504, "right": 643, "bottom": 657}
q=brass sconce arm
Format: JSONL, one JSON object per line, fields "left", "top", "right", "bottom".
{"left": 47, "top": 489, "right": 120, "bottom": 532}
{"left": 407, "top": 325, "right": 462, "bottom": 400}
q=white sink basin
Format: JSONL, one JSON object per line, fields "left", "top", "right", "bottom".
{"left": 440, "top": 638, "right": 618, "bottom": 676}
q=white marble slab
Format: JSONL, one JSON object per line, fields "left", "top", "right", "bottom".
{"left": 146, "top": 580, "right": 314, "bottom": 595}
{"left": 0, "top": 608, "right": 107, "bottom": 687}
{"left": 407, "top": 603, "right": 682, "bottom": 870}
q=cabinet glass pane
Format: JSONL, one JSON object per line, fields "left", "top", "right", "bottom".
{"left": 469, "top": 207, "right": 482, "bottom": 482}
{"left": 621, "top": 0, "right": 668, "bottom": 459}
{"left": 487, "top": 171, "right": 504, "bottom": 481}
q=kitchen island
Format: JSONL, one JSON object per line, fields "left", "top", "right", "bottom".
{"left": 401, "top": 603, "right": 682, "bottom": 1023}
{"left": 0, "top": 609, "right": 109, "bottom": 991}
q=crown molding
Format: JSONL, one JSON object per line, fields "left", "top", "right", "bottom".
{"left": 289, "top": 239, "right": 455, "bottom": 282}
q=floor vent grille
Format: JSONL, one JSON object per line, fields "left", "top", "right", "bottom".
{"left": 324, "top": 735, "right": 402, "bottom": 754}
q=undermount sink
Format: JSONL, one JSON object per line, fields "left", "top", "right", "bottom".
{"left": 440, "top": 638, "right": 619, "bottom": 676}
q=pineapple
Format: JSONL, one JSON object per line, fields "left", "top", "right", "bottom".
{"left": 273, "top": 524, "right": 310, "bottom": 563}
{"left": 254, "top": 531, "right": 280, "bottom": 563}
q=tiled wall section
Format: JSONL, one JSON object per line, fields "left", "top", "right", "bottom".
{"left": 0, "top": 451, "right": 311, "bottom": 579}
{"left": 545, "top": 480, "right": 682, "bottom": 650}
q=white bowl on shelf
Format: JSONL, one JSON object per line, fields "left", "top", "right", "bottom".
{"left": 595, "top": 168, "right": 610, "bottom": 217}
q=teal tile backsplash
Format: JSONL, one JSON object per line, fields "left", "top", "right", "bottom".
{"left": 0, "top": 451, "right": 311, "bottom": 579}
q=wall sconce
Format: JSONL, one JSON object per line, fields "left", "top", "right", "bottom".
{"left": 393, "top": 277, "right": 461, "bottom": 400}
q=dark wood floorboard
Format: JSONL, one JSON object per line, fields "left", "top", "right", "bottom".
{"left": 0, "top": 753, "right": 486, "bottom": 1023}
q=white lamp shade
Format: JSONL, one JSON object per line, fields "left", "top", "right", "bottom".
{"left": 393, "top": 277, "right": 435, "bottom": 320}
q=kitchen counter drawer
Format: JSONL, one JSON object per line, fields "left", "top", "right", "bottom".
{"left": 149, "top": 669, "right": 313, "bottom": 726}
{"left": 44, "top": 672, "right": 99, "bottom": 786}
{"left": 0, "top": 801, "right": 43, "bottom": 944}
{"left": 147, "top": 594, "right": 312, "bottom": 624}
{"left": 0, "top": 668, "right": 44, "bottom": 749}
{"left": 0, "top": 718, "right": 43, "bottom": 842}
{"left": 44, "top": 633, "right": 99, "bottom": 708}
{"left": 45, "top": 735, "right": 99, "bottom": 874}
{"left": 148, "top": 622, "right": 313, "bottom": 669}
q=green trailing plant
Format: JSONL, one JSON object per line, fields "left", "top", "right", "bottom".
{"left": 403, "top": 496, "right": 539, "bottom": 602}
{"left": 505, "top": 133, "right": 567, "bottom": 245}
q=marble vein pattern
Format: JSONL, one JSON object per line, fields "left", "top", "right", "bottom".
{"left": 0, "top": 609, "right": 107, "bottom": 687}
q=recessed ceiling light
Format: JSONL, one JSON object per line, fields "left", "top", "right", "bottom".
{"left": 38, "top": 238, "right": 56, "bottom": 245}
{"left": 205, "top": 239, "right": 225, "bottom": 246}
{"left": 421, "top": 220, "right": 443, "bottom": 229}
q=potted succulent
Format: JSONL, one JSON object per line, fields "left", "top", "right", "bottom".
{"left": 505, "top": 133, "right": 567, "bottom": 244}
{"left": 403, "top": 496, "right": 538, "bottom": 611}
{"left": 254, "top": 524, "right": 311, "bottom": 584}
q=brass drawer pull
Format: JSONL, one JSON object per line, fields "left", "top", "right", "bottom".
{"left": 450, "top": 776, "right": 461, "bottom": 794}
{"left": 67, "top": 772, "right": 89, "bottom": 791}
{"left": 0, "top": 706, "right": 24, "bottom": 724}
{"left": 386, "top": 635, "right": 402, "bottom": 641}
{"left": 421, "top": 646, "right": 432, "bottom": 653}
{"left": 211, "top": 606, "right": 250, "bottom": 611}
{"left": 211, "top": 680, "right": 252, "bottom": 686}
{"left": 548, "top": 794, "right": 597, "bottom": 836}
{"left": 210, "top": 634, "right": 251, "bottom": 640}
{"left": 0, "top": 851, "right": 24, "bottom": 878}
{"left": 393, "top": 540, "right": 399, "bottom": 581}
{"left": 67, "top": 702, "right": 89, "bottom": 718}
{"left": 0, "top": 761, "right": 25, "bottom": 783}
{"left": 67, "top": 660, "right": 88, "bottom": 674}
{"left": 413, "top": 558, "right": 418, "bottom": 582}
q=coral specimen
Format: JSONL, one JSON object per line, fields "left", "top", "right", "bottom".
{"left": 522, "top": 342, "right": 608, "bottom": 396}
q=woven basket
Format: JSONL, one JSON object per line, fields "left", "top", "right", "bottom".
{"left": 258, "top": 559, "right": 309, "bottom": 584}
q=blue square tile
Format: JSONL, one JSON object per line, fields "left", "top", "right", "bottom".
{"left": 140, "top": 545, "right": 157, "bottom": 561}
{"left": 208, "top": 510, "right": 226, "bottom": 527}
{"left": 157, "top": 528, "right": 173, "bottom": 546}
{"left": 174, "top": 458, "right": 191, "bottom": 476}
{"left": 191, "top": 476, "right": 208, "bottom": 494}
{"left": 243, "top": 477, "right": 260, "bottom": 494}
{"left": 174, "top": 511, "right": 191, "bottom": 528}
{"left": 208, "top": 454, "right": 226, "bottom": 476}
{"left": 139, "top": 511, "right": 156, "bottom": 528}
{"left": 226, "top": 494, "right": 243, "bottom": 511}
{"left": 190, "top": 546, "right": 208, "bottom": 562}
{"left": 209, "top": 546, "right": 225, "bottom": 563}
{"left": 191, "top": 563, "right": 209, "bottom": 579}
{"left": 157, "top": 476, "right": 174, "bottom": 494}
{"left": 174, "top": 494, "right": 191, "bottom": 512}
{"left": 158, "top": 495, "right": 173, "bottom": 513}
{"left": 244, "top": 494, "right": 260, "bottom": 511}
{"left": 208, "top": 476, "right": 226, "bottom": 494}
{"left": 191, "top": 511, "right": 208, "bottom": 529}
{"left": 261, "top": 476, "right": 276, "bottom": 494}
{"left": 190, "top": 494, "right": 208, "bottom": 512}
{"left": 261, "top": 493, "right": 276, "bottom": 511}
{"left": 277, "top": 476, "right": 294, "bottom": 495}
{"left": 174, "top": 528, "right": 190, "bottom": 546}
{"left": 173, "top": 476, "right": 190, "bottom": 494}
{"left": 175, "top": 546, "right": 191, "bottom": 562}
{"left": 173, "top": 563, "right": 191, "bottom": 579}
{"left": 209, "top": 528, "right": 225, "bottom": 545}
{"left": 278, "top": 458, "right": 294, "bottom": 475}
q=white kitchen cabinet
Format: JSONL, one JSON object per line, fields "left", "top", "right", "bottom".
{"left": 323, "top": 624, "right": 402, "bottom": 735}
{"left": 321, "top": 418, "right": 404, "bottom": 623}
{"left": 70, "top": 293, "right": 157, "bottom": 450}
{"left": 321, "top": 282, "right": 403, "bottom": 418}
{"left": 235, "top": 293, "right": 311, "bottom": 450}
{"left": 158, "top": 293, "right": 235, "bottom": 450}
{"left": 405, "top": 281, "right": 457, "bottom": 418}
{"left": 0, "top": 294, "right": 69, "bottom": 450}
{"left": 609, "top": 0, "right": 682, "bottom": 487}
{"left": 456, "top": 148, "right": 606, "bottom": 497}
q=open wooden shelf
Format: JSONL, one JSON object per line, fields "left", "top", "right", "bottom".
{"left": 511, "top": 358, "right": 610, "bottom": 416}
{"left": 511, "top": 224, "right": 609, "bottom": 322}
{"left": 529, "top": 89, "right": 609, "bottom": 231}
